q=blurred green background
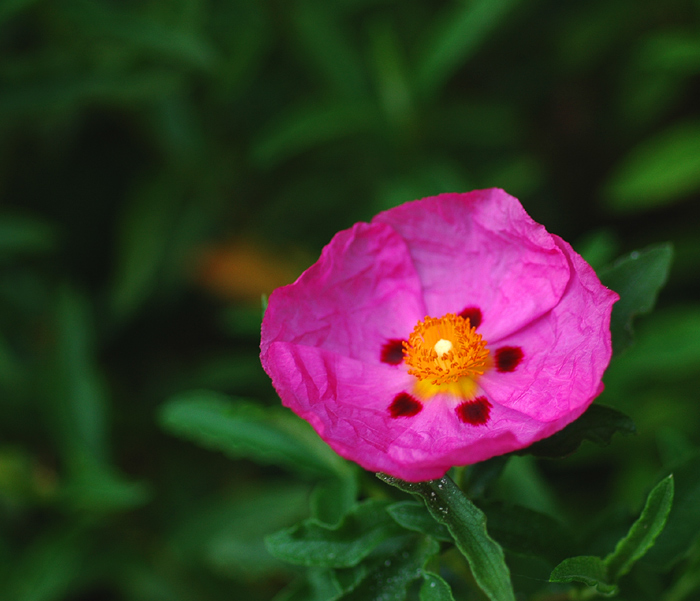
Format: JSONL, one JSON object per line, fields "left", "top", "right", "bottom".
{"left": 1, "top": 0, "right": 700, "bottom": 599}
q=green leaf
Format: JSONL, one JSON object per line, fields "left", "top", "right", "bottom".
{"left": 550, "top": 556, "right": 617, "bottom": 595}
{"left": 47, "top": 286, "right": 108, "bottom": 466}
{"left": 416, "top": 0, "right": 521, "bottom": 98}
{"left": 378, "top": 474, "right": 515, "bottom": 601}
{"left": 610, "top": 307, "right": 700, "bottom": 379}
{"left": 367, "top": 18, "right": 414, "bottom": 131}
{"left": 64, "top": 0, "right": 216, "bottom": 70}
{"left": 206, "top": 486, "right": 310, "bottom": 578}
{"left": 518, "top": 404, "right": 636, "bottom": 459}
{"left": 637, "top": 32, "right": 700, "bottom": 75}
{"left": 605, "top": 475, "right": 674, "bottom": 580}
{"left": 462, "top": 455, "right": 510, "bottom": 498}
{"left": 0, "top": 71, "right": 183, "bottom": 119}
{"left": 0, "top": 526, "right": 91, "bottom": 601}
{"left": 551, "top": 476, "right": 675, "bottom": 594}
{"left": 605, "top": 121, "right": 700, "bottom": 211}
{"left": 289, "top": 0, "right": 366, "bottom": 99}
{"left": 169, "top": 483, "right": 310, "bottom": 579}
{"left": 110, "top": 174, "right": 182, "bottom": 322}
{"left": 0, "top": 215, "right": 56, "bottom": 257}
{"left": 171, "top": 483, "right": 308, "bottom": 557}
{"left": 35, "top": 286, "right": 148, "bottom": 512}
{"left": 480, "top": 501, "right": 574, "bottom": 562}
{"left": 310, "top": 475, "right": 359, "bottom": 526}
{"left": 599, "top": 244, "right": 673, "bottom": 354}
{"left": 420, "top": 572, "right": 456, "bottom": 601}
{"left": 387, "top": 501, "right": 452, "bottom": 542}
{"left": 265, "top": 500, "right": 403, "bottom": 568}
{"left": 251, "top": 101, "right": 377, "bottom": 168}
{"left": 644, "top": 452, "right": 700, "bottom": 570}
{"left": 59, "top": 462, "right": 149, "bottom": 513}
{"left": 0, "top": 0, "right": 40, "bottom": 25}
{"left": 336, "top": 534, "right": 440, "bottom": 601}
{"left": 159, "top": 391, "right": 349, "bottom": 478}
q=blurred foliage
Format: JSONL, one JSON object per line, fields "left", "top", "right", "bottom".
{"left": 1, "top": 0, "right": 700, "bottom": 599}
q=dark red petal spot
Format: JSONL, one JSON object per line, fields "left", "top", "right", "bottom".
{"left": 381, "top": 339, "right": 406, "bottom": 365}
{"left": 389, "top": 393, "right": 422, "bottom": 418}
{"left": 456, "top": 396, "right": 492, "bottom": 425}
{"left": 495, "top": 346, "right": 524, "bottom": 373}
{"left": 459, "top": 306, "right": 482, "bottom": 329}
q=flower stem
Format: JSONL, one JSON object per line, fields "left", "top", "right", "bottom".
{"left": 377, "top": 472, "right": 515, "bottom": 601}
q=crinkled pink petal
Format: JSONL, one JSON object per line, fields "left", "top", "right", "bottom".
{"left": 479, "top": 235, "right": 617, "bottom": 427}
{"left": 261, "top": 221, "right": 425, "bottom": 364}
{"left": 373, "top": 189, "right": 571, "bottom": 341}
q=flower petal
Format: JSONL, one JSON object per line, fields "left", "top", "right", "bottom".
{"left": 373, "top": 189, "right": 571, "bottom": 340}
{"left": 261, "top": 221, "right": 425, "bottom": 365}
{"left": 478, "top": 235, "right": 618, "bottom": 426}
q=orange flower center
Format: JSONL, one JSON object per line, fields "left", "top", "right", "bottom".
{"left": 403, "top": 314, "right": 490, "bottom": 388}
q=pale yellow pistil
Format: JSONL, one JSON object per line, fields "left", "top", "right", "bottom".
{"left": 403, "top": 313, "right": 490, "bottom": 398}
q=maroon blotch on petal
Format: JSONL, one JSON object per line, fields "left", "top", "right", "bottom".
{"left": 456, "top": 397, "right": 492, "bottom": 425}
{"left": 495, "top": 346, "right": 524, "bottom": 372}
{"left": 459, "top": 306, "right": 482, "bottom": 329}
{"left": 381, "top": 339, "right": 406, "bottom": 365}
{"left": 389, "top": 393, "right": 422, "bottom": 418}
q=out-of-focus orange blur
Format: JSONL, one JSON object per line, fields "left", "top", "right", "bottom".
{"left": 196, "top": 240, "right": 304, "bottom": 302}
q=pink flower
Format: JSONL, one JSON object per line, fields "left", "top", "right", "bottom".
{"left": 260, "top": 189, "right": 618, "bottom": 482}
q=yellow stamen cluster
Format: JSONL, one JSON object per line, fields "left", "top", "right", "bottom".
{"left": 403, "top": 313, "right": 490, "bottom": 386}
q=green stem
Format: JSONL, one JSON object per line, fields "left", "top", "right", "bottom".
{"left": 377, "top": 472, "right": 515, "bottom": 601}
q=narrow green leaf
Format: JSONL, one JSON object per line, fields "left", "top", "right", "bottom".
{"left": 420, "top": 572, "right": 456, "bottom": 601}
{"left": 48, "top": 286, "right": 108, "bottom": 465}
{"left": 368, "top": 18, "right": 414, "bottom": 130}
{"left": 605, "top": 121, "right": 700, "bottom": 212}
{"left": 265, "top": 500, "right": 403, "bottom": 568}
{"left": 637, "top": 32, "right": 700, "bottom": 75}
{"left": 605, "top": 475, "right": 674, "bottom": 580}
{"left": 290, "top": 0, "right": 366, "bottom": 99}
{"left": 599, "top": 244, "right": 673, "bottom": 354}
{"left": 0, "top": 72, "right": 183, "bottom": 119}
{"left": 552, "top": 475, "right": 675, "bottom": 594}
{"left": 550, "top": 556, "right": 617, "bottom": 595}
{"left": 0, "top": 215, "right": 56, "bottom": 257}
{"left": 378, "top": 473, "right": 515, "bottom": 601}
{"left": 337, "top": 535, "right": 440, "bottom": 601}
{"left": 0, "top": 0, "right": 40, "bottom": 25}
{"left": 518, "top": 404, "right": 636, "bottom": 459}
{"left": 644, "top": 452, "right": 700, "bottom": 570}
{"left": 42, "top": 288, "right": 148, "bottom": 512}
{"left": 0, "top": 527, "right": 91, "bottom": 601}
{"left": 110, "top": 175, "right": 181, "bottom": 321}
{"left": 159, "top": 391, "right": 349, "bottom": 478}
{"left": 59, "top": 464, "right": 149, "bottom": 513}
{"left": 64, "top": 0, "right": 216, "bottom": 69}
{"left": 416, "top": 0, "right": 521, "bottom": 98}
{"left": 251, "top": 101, "right": 376, "bottom": 168}
{"left": 387, "top": 501, "right": 452, "bottom": 542}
